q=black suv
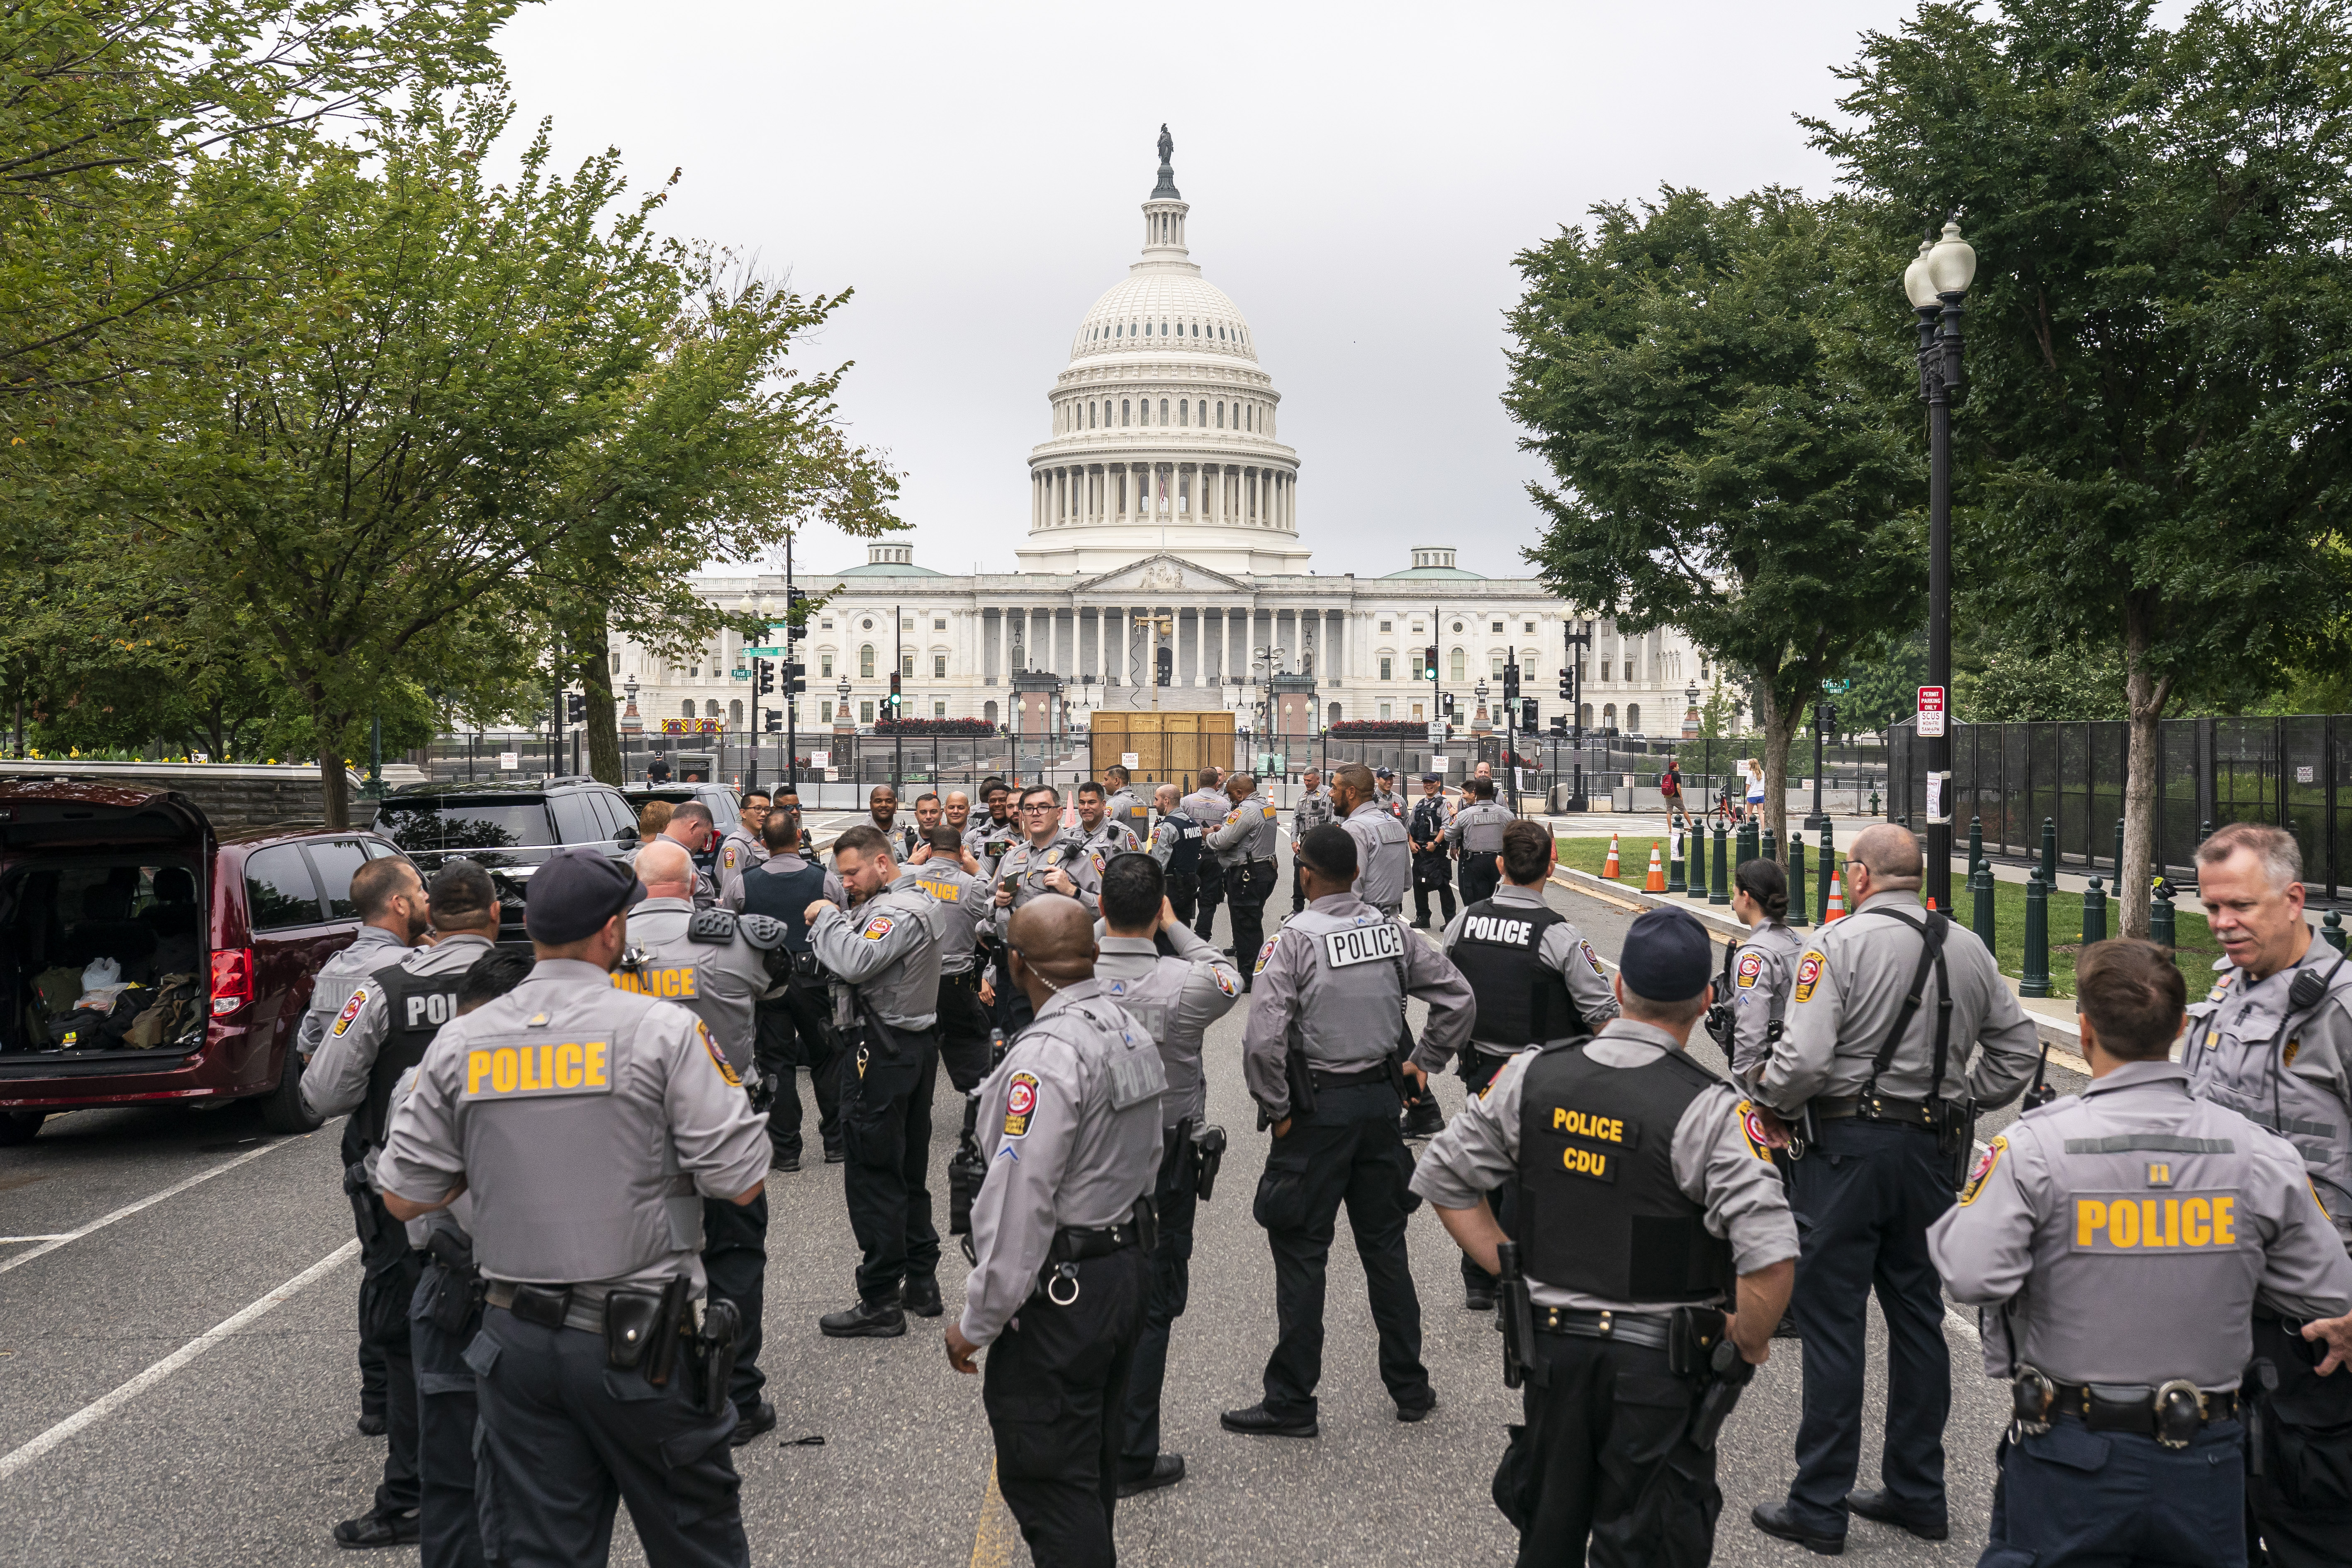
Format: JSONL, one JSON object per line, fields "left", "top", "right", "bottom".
{"left": 373, "top": 779, "right": 639, "bottom": 940}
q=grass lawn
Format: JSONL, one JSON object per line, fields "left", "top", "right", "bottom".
{"left": 1550, "top": 830, "right": 2221, "bottom": 1000}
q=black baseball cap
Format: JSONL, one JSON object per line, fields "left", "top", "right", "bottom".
{"left": 1617, "top": 908, "right": 1712, "bottom": 1003}
{"left": 525, "top": 848, "right": 647, "bottom": 945}
{"left": 1374, "top": 767, "right": 1394, "bottom": 779}
{"left": 1420, "top": 772, "right": 1442, "bottom": 783}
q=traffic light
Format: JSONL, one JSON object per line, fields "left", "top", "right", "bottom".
{"left": 1558, "top": 666, "right": 1573, "bottom": 701}
{"left": 886, "top": 671, "right": 902, "bottom": 711}
{"left": 765, "top": 711, "right": 783, "bottom": 733}
{"left": 754, "top": 657, "right": 775, "bottom": 696}
{"left": 1520, "top": 698, "right": 1539, "bottom": 729}
{"left": 1549, "top": 714, "right": 1568, "bottom": 735}
{"left": 1441, "top": 692, "right": 1456, "bottom": 718}
{"left": 564, "top": 692, "right": 586, "bottom": 725}
{"left": 1425, "top": 646, "right": 1440, "bottom": 682}
{"left": 1156, "top": 646, "right": 1174, "bottom": 687}
{"left": 783, "top": 660, "right": 806, "bottom": 696}
{"left": 784, "top": 587, "right": 809, "bottom": 642}
{"left": 1502, "top": 661, "right": 1520, "bottom": 700}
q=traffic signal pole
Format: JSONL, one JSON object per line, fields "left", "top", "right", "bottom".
{"left": 785, "top": 536, "right": 797, "bottom": 792}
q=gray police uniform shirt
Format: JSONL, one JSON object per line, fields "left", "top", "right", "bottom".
{"left": 963, "top": 815, "right": 1021, "bottom": 879}
{"left": 956, "top": 979, "right": 1166, "bottom": 1347}
{"left": 1412, "top": 1019, "right": 1800, "bottom": 1312}
{"left": 1759, "top": 889, "right": 2041, "bottom": 1113}
{"left": 1245, "top": 892, "right": 1475, "bottom": 1120}
{"left": 1147, "top": 813, "right": 1198, "bottom": 868}
{"left": 1373, "top": 784, "right": 1407, "bottom": 821}
{"left": 296, "top": 924, "right": 411, "bottom": 1059}
{"left": 1096, "top": 922, "right": 1241, "bottom": 1129}
{"left": 1207, "top": 791, "right": 1281, "bottom": 864}
{"left": 1727, "top": 919, "right": 1805, "bottom": 1083}
{"left": 618, "top": 898, "right": 769, "bottom": 1078}
{"left": 714, "top": 828, "right": 768, "bottom": 911}
{"left": 989, "top": 835, "right": 1104, "bottom": 934}
{"left": 1292, "top": 787, "right": 1336, "bottom": 838}
{"left": 376, "top": 958, "right": 771, "bottom": 1295}
{"left": 2186, "top": 940, "right": 2352, "bottom": 1247}
{"left": 1078, "top": 817, "right": 1142, "bottom": 863}
{"left": 1437, "top": 883, "right": 1619, "bottom": 1061}
{"left": 384, "top": 1056, "right": 475, "bottom": 1250}
{"left": 1105, "top": 786, "right": 1151, "bottom": 839}
{"left": 808, "top": 874, "right": 945, "bottom": 1031}
{"left": 910, "top": 856, "right": 992, "bottom": 976}
{"left": 302, "top": 933, "right": 498, "bottom": 1173}
{"left": 1179, "top": 786, "right": 1229, "bottom": 867}
{"left": 1445, "top": 800, "right": 1514, "bottom": 864}
{"left": 1340, "top": 800, "right": 1413, "bottom": 918}
{"left": 1930, "top": 1059, "right": 2352, "bottom": 1389}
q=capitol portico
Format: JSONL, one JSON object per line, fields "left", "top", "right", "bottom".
{"left": 612, "top": 131, "right": 1712, "bottom": 742}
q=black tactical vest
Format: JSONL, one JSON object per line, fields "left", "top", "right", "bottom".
{"left": 1161, "top": 812, "right": 1202, "bottom": 876}
{"left": 1515, "top": 1043, "right": 1734, "bottom": 1303}
{"left": 738, "top": 857, "right": 829, "bottom": 952}
{"left": 359, "top": 958, "right": 465, "bottom": 1150}
{"left": 1449, "top": 898, "right": 1579, "bottom": 1047}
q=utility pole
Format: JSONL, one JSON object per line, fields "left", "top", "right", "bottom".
{"left": 785, "top": 534, "right": 798, "bottom": 792}
{"left": 893, "top": 599, "right": 904, "bottom": 796}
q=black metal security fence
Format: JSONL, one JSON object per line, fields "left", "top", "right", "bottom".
{"left": 1889, "top": 716, "right": 2352, "bottom": 897}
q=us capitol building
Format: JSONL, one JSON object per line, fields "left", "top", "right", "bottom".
{"left": 613, "top": 131, "right": 1709, "bottom": 741}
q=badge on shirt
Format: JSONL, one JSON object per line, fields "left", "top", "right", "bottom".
{"left": 1960, "top": 1136, "right": 2005, "bottom": 1206}
{"left": 697, "top": 1020, "right": 741, "bottom": 1088}
{"left": 2285, "top": 1037, "right": 2302, "bottom": 1068}
{"left": 1003, "top": 1071, "right": 1040, "bottom": 1137}
{"left": 1735, "top": 1099, "right": 1775, "bottom": 1161}
{"left": 861, "top": 912, "right": 894, "bottom": 941}
{"left": 2208, "top": 974, "right": 2233, "bottom": 1003}
{"left": 1580, "top": 940, "right": 1605, "bottom": 976}
{"left": 331, "top": 988, "right": 369, "bottom": 1037}
{"left": 722, "top": 845, "right": 737, "bottom": 870}
{"left": 1737, "top": 952, "right": 1764, "bottom": 989}
{"left": 1213, "top": 967, "right": 1238, "bottom": 998}
{"left": 1090, "top": 848, "right": 1107, "bottom": 876}
{"left": 1255, "top": 937, "right": 1278, "bottom": 975}
{"left": 1794, "top": 951, "right": 1825, "bottom": 1004}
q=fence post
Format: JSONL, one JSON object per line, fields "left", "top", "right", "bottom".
{"left": 1973, "top": 864, "right": 1997, "bottom": 952}
{"left": 2022, "top": 870, "right": 2051, "bottom": 997}
{"left": 2150, "top": 879, "right": 2177, "bottom": 950}
{"left": 1710, "top": 820, "right": 1729, "bottom": 905}
{"left": 1667, "top": 828, "right": 1687, "bottom": 895}
{"left": 1791, "top": 832, "right": 1809, "bottom": 926}
{"left": 2040, "top": 816, "right": 2057, "bottom": 883}
{"left": 1968, "top": 814, "right": 1983, "bottom": 875}
{"left": 2326, "top": 909, "right": 2346, "bottom": 954}
{"left": 2082, "top": 875, "right": 2107, "bottom": 947}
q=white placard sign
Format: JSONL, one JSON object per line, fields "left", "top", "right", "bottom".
{"left": 1121, "top": 752, "right": 1140, "bottom": 769}
{"left": 498, "top": 752, "right": 519, "bottom": 771}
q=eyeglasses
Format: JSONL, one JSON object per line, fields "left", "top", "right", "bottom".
{"left": 1020, "top": 802, "right": 1056, "bottom": 813}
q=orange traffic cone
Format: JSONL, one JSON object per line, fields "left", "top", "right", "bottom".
{"left": 1643, "top": 842, "right": 1666, "bottom": 892}
{"left": 1602, "top": 832, "right": 1622, "bottom": 880}
{"left": 1823, "top": 866, "right": 1847, "bottom": 922}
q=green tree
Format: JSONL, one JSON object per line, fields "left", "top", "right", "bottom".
{"left": 1816, "top": 0, "right": 2352, "bottom": 933}
{"left": 1506, "top": 187, "right": 1921, "bottom": 859}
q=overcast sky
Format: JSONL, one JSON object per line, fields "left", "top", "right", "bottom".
{"left": 495, "top": 1, "right": 1931, "bottom": 581}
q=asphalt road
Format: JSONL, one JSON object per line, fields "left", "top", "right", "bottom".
{"left": 0, "top": 837, "right": 2082, "bottom": 1566}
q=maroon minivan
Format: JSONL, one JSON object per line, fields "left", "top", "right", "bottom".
{"left": 0, "top": 780, "right": 405, "bottom": 1144}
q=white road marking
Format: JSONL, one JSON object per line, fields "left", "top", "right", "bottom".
{"left": 0, "top": 1136, "right": 302, "bottom": 1276}
{"left": 0, "top": 1236, "right": 72, "bottom": 1245}
{"left": 0, "top": 1238, "right": 359, "bottom": 1481}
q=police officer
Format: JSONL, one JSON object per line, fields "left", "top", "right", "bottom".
{"left": 1290, "top": 767, "right": 1335, "bottom": 915}
{"left": 738, "top": 800, "right": 847, "bottom": 1169}
{"left": 1222, "top": 824, "right": 1473, "bottom": 1437}
{"left": 1412, "top": 906, "right": 1799, "bottom": 1567}
{"left": 1074, "top": 779, "right": 1142, "bottom": 861}
{"left": 1205, "top": 771, "right": 1280, "bottom": 992}
{"left": 1408, "top": 772, "right": 1456, "bottom": 930}
{"left": 1094, "top": 853, "right": 1241, "bottom": 1498}
{"left": 910, "top": 824, "right": 996, "bottom": 1093}
{"left": 945, "top": 894, "right": 1165, "bottom": 1565}
{"left": 990, "top": 784, "right": 1105, "bottom": 1031}
{"left": 1447, "top": 776, "right": 1514, "bottom": 906}
{"left": 942, "top": 789, "right": 974, "bottom": 839}
{"left": 1147, "top": 783, "right": 1205, "bottom": 930}
{"left": 630, "top": 801, "right": 719, "bottom": 908}
{"left": 2184, "top": 822, "right": 2352, "bottom": 1566}
{"left": 303, "top": 861, "right": 496, "bottom": 1549}
{"left": 1103, "top": 763, "right": 1152, "bottom": 841}
{"left": 963, "top": 778, "right": 1020, "bottom": 879}
{"left": 811, "top": 824, "right": 950, "bottom": 1337}
{"left": 619, "top": 840, "right": 786, "bottom": 1446}
{"left": 1751, "top": 823, "right": 2041, "bottom": 1553}
{"left": 1372, "top": 766, "right": 1407, "bottom": 821}
{"left": 713, "top": 790, "right": 769, "bottom": 910}
{"left": 377, "top": 848, "right": 770, "bottom": 1568}
{"left": 297, "top": 855, "right": 430, "bottom": 1439}
{"left": 866, "top": 784, "right": 901, "bottom": 845}
{"left": 1419, "top": 820, "right": 1619, "bottom": 1311}
{"left": 1933, "top": 937, "right": 2352, "bottom": 1567}
{"left": 1180, "top": 766, "right": 1228, "bottom": 942}
{"left": 1329, "top": 762, "right": 1410, "bottom": 919}
{"left": 909, "top": 791, "right": 944, "bottom": 856}
{"left": 1717, "top": 858, "right": 1802, "bottom": 1089}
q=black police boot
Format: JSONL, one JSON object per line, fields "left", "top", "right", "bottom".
{"left": 1117, "top": 1454, "right": 1186, "bottom": 1497}
{"left": 1400, "top": 1095, "right": 1444, "bottom": 1139}
{"left": 728, "top": 1400, "right": 777, "bottom": 1448}
{"left": 822, "top": 1138, "right": 847, "bottom": 1164}
{"left": 772, "top": 1149, "right": 801, "bottom": 1174}
{"left": 1463, "top": 1284, "right": 1495, "bottom": 1312}
{"left": 1750, "top": 1501, "right": 1844, "bottom": 1556}
{"left": 353, "top": 1411, "right": 387, "bottom": 1438}
{"left": 1846, "top": 1490, "right": 1947, "bottom": 1541}
{"left": 1395, "top": 1391, "right": 1439, "bottom": 1423}
{"left": 332, "top": 1507, "right": 421, "bottom": 1549}
{"left": 1220, "top": 1403, "right": 1318, "bottom": 1439}
{"left": 820, "top": 1298, "right": 907, "bottom": 1338}
{"left": 901, "top": 1276, "right": 945, "bottom": 1317}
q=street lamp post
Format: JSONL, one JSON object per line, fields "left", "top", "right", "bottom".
{"left": 1905, "top": 217, "right": 1977, "bottom": 913}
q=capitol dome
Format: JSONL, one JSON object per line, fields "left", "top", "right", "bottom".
{"left": 1018, "top": 128, "right": 1307, "bottom": 576}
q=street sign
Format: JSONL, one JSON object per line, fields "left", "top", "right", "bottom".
{"left": 1121, "top": 752, "right": 1139, "bottom": 769}
{"left": 730, "top": 667, "right": 749, "bottom": 680}
{"left": 1426, "top": 723, "right": 1445, "bottom": 746}
{"left": 743, "top": 647, "right": 781, "bottom": 657}
{"left": 810, "top": 750, "right": 831, "bottom": 769}
{"left": 1917, "top": 685, "right": 1948, "bottom": 738}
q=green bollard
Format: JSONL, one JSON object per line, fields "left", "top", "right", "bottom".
{"left": 2081, "top": 875, "right": 2107, "bottom": 947}
{"left": 1710, "top": 820, "right": 1730, "bottom": 905}
{"left": 1761, "top": 825, "right": 1777, "bottom": 866}
{"left": 1667, "top": 829, "right": 1687, "bottom": 895}
{"left": 1791, "top": 832, "right": 1810, "bottom": 927}
{"left": 1973, "top": 864, "right": 1997, "bottom": 951}
{"left": 2151, "top": 880, "right": 2177, "bottom": 950}
{"left": 2022, "top": 870, "right": 2051, "bottom": 998}
{"left": 1968, "top": 815, "right": 1984, "bottom": 875}
{"left": 2040, "top": 817, "right": 2057, "bottom": 884}
{"left": 2325, "top": 909, "right": 2345, "bottom": 954}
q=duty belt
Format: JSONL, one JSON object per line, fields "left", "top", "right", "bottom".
{"left": 1046, "top": 1218, "right": 1145, "bottom": 1264}
{"left": 941, "top": 966, "right": 981, "bottom": 987}
{"left": 1309, "top": 1062, "right": 1391, "bottom": 1090}
{"left": 1231, "top": 855, "right": 1276, "bottom": 867}
{"left": 2049, "top": 1381, "right": 2239, "bottom": 1432}
{"left": 487, "top": 1280, "right": 614, "bottom": 1335}
{"left": 1813, "top": 1091, "right": 1940, "bottom": 1130}
{"left": 1532, "top": 1306, "right": 1674, "bottom": 1351}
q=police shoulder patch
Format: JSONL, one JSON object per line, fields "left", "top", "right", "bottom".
{"left": 1735, "top": 1099, "right": 1775, "bottom": 1161}
{"left": 722, "top": 845, "right": 737, "bottom": 870}
{"left": 698, "top": 1019, "right": 741, "bottom": 1088}
{"left": 1737, "top": 951, "right": 1764, "bottom": 989}
{"left": 1960, "top": 1135, "right": 2006, "bottom": 1206}
{"left": 1213, "top": 967, "right": 1238, "bottom": 998}
{"left": 1794, "top": 950, "right": 1826, "bottom": 1004}
{"left": 331, "top": 987, "right": 369, "bottom": 1037}
{"left": 1003, "top": 1070, "right": 1040, "bottom": 1137}
{"left": 861, "top": 912, "right": 895, "bottom": 941}
{"left": 1254, "top": 937, "right": 1278, "bottom": 975}
{"left": 1580, "top": 940, "right": 1605, "bottom": 976}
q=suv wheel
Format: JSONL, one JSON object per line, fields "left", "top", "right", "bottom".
{"left": 258, "top": 1044, "right": 324, "bottom": 1135}
{"left": 0, "top": 1110, "right": 46, "bottom": 1146}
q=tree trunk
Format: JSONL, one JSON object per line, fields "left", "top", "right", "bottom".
{"left": 319, "top": 745, "right": 349, "bottom": 830}
{"left": 577, "top": 617, "right": 622, "bottom": 786}
{"left": 2118, "top": 594, "right": 2168, "bottom": 940}
{"left": 1753, "top": 677, "right": 1801, "bottom": 866}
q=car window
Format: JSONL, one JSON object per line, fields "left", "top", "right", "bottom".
{"left": 373, "top": 801, "right": 554, "bottom": 867}
{"left": 548, "top": 791, "right": 604, "bottom": 848}
{"left": 244, "top": 845, "right": 324, "bottom": 930}
{"left": 304, "top": 838, "right": 371, "bottom": 920}
{"left": 591, "top": 789, "right": 633, "bottom": 840}
{"left": 700, "top": 789, "right": 742, "bottom": 838}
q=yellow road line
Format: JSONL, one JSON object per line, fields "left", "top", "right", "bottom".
{"left": 969, "top": 1456, "right": 1019, "bottom": 1568}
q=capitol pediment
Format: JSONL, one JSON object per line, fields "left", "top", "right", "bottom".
{"left": 1075, "top": 553, "right": 1251, "bottom": 595}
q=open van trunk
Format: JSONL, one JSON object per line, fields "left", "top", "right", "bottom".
{"left": 0, "top": 787, "right": 213, "bottom": 1063}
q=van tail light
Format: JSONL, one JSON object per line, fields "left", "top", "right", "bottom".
{"left": 210, "top": 947, "right": 254, "bottom": 1017}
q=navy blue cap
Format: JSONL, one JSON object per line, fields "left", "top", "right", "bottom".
{"left": 1374, "top": 767, "right": 1394, "bottom": 778}
{"left": 1420, "top": 772, "right": 1442, "bottom": 783}
{"left": 524, "top": 848, "right": 646, "bottom": 945}
{"left": 1617, "top": 908, "right": 1712, "bottom": 1003}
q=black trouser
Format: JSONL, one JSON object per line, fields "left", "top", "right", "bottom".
{"left": 935, "top": 971, "right": 993, "bottom": 1093}
{"left": 1978, "top": 1415, "right": 2242, "bottom": 1568}
{"left": 984, "top": 1247, "right": 1148, "bottom": 1568}
{"left": 410, "top": 1263, "right": 486, "bottom": 1568}
{"left": 2246, "top": 1312, "right": 2352, "bottom": 1566}
{"left": 1456, "top": 1052, "right": 1517, "bottom": 1293}
{"left": 1290, "top": 859, "right": 1307, "bottom": 914}
{"left": 1495, "top": 1332, "right": 1716, "bottom": 1568}
{"left": 1224, "top": 859, "right": 1276, "bottom": 988}
{"left": 1121, "top": 1129, "right": 1199, "bottom": 1477}
{"left": 1192, "top": 858, "right": 1225, "bottom": 942}
{"left": 343, "top": 1119, "right": 388, "bottom": 1421}
{"left": 467, "top": 1306, "right": 748, "bottom": 1568}
{"left": 349, "top": 1166, "right": 422, "bottom": 1517}
{"left": 1253, "top": 1080, "right": 1429, "bottom": 1418}
{"left": 1412, "top": 857, "right": 1456, "bottom": 927}
{"left": 760, "top": 987, "right": 842, "bottom": 1159}
{"left": 1782, "top": 1116, "right": 1953, "bottom": 1536}
{"left": 1166, "top": 871, "right": 1199, "bottom": 930}
{"left": 701, "top": 1194, "right": 767, "bottom": 1418}
{"left": 1459, "top": 853, "right": 1502, "bottom": 907}
{"left": 843, "top": 1033, "right": 942, "bottom": 1302}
